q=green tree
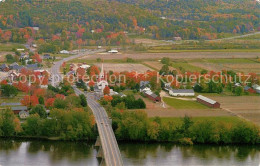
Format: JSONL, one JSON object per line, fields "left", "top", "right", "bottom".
{"left": 30, "top": 104, "right": 47, "bottom": 118}
{"left": 79, "top": 94, "right": 87, "bottom": 107}
{"left": 38, "top": 96, "right": 45, "bottom": 105}
{"left": 5, "top": 54, "right": 15, "bottom": 63}
{"left": 1, "top": 85, "right": 18, "bottom": 97}
{"left": 234, "top": 86, "right": 243, "bottom": 96}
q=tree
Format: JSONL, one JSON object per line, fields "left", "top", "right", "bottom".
{"left": 159, "top": 65, "right": 169, "bottom": 75}
{"left": 5, "top": 54, "right": 15, "bottom": 63}
{"left": 103, "top": 86, "right": 110, "bottom": 95}
{"left": 161, "top": 57, "right": 170, "bottom": 65}
{"left": 54, "top": 98, "right": 68, "bottom": 109}
{"left": 1, "top": 85, "right": 18, "bottom": 97}
{"left": 79, "top": 94, "right": 87, "bottom": 107}
{"left": 234, "top": 86, "right": 243, "bottom": 96}
{"left": 0, "top": 109, "right": 15, "bottom": 136}
{"left": 38, "top": 96, "right": 45, "bottom": 105}
{"left": 21, "top": 95, "right": 39, "bottom": 107}
{"left": 30, "top": 104, "right": 47, "bottom": 118}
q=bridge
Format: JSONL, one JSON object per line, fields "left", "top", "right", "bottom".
{"left": 74, "top": 88, "right": 124, "bottom": 166}
{"left": 50, "top": 49, "right": 124, "bottom": 166}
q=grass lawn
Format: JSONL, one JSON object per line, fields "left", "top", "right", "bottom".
{"left": 171, "top": 62, "right": 203, "bottom": 72}
{"left": 150, "top": 116, "right": 244, "bottom": 126}
{"left": 163, "top": 97, "right": 208, "bottom": 109}
{"left": 0, "top": 43, "right": 26, "bottom": 51}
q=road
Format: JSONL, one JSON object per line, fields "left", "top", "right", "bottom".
{"left": 50, "top": 49, "right": 123, "bottom": 166}
{"left": 50, "top": 49, "right": 104, "bottom": 86}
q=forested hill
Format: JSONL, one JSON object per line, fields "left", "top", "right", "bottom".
{"left": 0, "top": 0, "right": 259, "bottom": 44}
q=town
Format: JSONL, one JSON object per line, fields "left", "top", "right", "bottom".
{"left": 0, "top": 0, "right": 259, "bottom": 165}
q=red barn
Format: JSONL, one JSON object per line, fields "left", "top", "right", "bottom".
{"left": 197, "top": 95, "right": 220, "bottom": 108}
{"left": 144, "top": 91, "right": 161, "bottom": 102}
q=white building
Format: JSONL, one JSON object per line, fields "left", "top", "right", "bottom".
{"left": 60, "top": 50, "right": 70, "bottom": 54}
{"left": 97, "top": 64, "right": 108, "bottom": 91}
{"left": 108, "top": 50, "right": 118, "bottom": 53}
{"left": 169, "top": 89, "right": 195, "bottom": 97}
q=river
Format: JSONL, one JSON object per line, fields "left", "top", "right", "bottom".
{"left": 0, "top": 140, "right": 259, "bottom": 166}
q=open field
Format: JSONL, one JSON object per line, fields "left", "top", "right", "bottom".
{"left": 143, "top": 61, "right": 176, "bottom": 71}
{"left": 137, "top": 96, "right": 232, "bottom": 118}
{"left": 163, "top": 97, "right": 208, "bottom": 109}
{"left": 209, "top": 96, "right": 260, "bottom": 126}
{"left": 190, "top": 58, "right": 260, "bottom": 73}
{"left": 83, "top": 52, "right": 260, "bottom": 60}
{"left": 0, "top": 43, "right": 26, "bottom": 51}
{"left": 94, "top": 63, "right": 152, "bottom": 73}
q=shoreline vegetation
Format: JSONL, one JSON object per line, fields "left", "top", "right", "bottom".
{"left": 0, "top": 109, "right": 259, "bottom": 145}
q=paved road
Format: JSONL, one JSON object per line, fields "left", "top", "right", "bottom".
{"left": 73, "top": 88, "right": 124, "bottom": 166}
{"left": 50, "top": 49, "right": 123, "bottom": 166}
{"left": 50, "top": 49, "right": 104, "bottom": 86}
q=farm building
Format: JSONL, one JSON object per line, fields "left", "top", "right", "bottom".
{"left": 169, "top": 89, "right": 195, "bottom": 97}
{"left": 144, "top": 90, "right": 161, "bottom": 102}
{"left": 11, "top": 106, "right": 28, "bottom": 114}
{"left": 197, "top": 95, "right": 220, "bottom": 108}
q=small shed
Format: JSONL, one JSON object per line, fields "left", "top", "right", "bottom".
{"left": 197, "top": 95, "right": 220, "bottom": 108}
{"left": 11, "top": 106, "right": 28, "bottom": 114}
{"left": 169, "top": 89, "right": 195, "bottom": 97}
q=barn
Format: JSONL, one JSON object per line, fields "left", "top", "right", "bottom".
{"left": 144, "top": 91, "right": 161, "bottom": 102}
{"left": 169, "top": 89, "right": 195, "bottom": 97}
{"left": 197, "top": 95, "right": 220, "bottom": 108}
{"left": 11, "top": 106, "right": 28, "bottom": 114}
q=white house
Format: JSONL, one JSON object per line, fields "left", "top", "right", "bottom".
{"left": 19, "top": 110, "right": 29, "bottom": 119}
{"left": 108, "top": 50, "right": 118, "bottom": 53}
{"left": 169, "top": 89, "right": 195, "bottom": 97}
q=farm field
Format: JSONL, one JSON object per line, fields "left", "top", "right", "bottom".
{"left": 83, "top": 51, "right": 260, "bottom": 60}
{"left": 143, "top": 61, "right": 176, "bottom": 71}
{"left": 209, "top": 96, "right": 260, "bottom": 126}
{"left": 190, "top": 58, "right": 260, "bottom": 74}
{"left": 163, "top": 97, "right": 208, "bottom": 109}
{"left": 0, "top": 43, "right": 26, "bottom": 52}
{"left": 94, "top": 63, "right": 152, "bottom": 73}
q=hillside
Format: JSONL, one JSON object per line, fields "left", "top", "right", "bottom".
{"left": 0, "top": 0, "right": 259, "bottom": 48}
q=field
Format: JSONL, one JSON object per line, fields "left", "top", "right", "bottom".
{"left": 143, "top": 61, "right": 176, "bottom": 71}
{"left": 0, "top": 43, "right": 26, "bottom": 52}
{"left": 83, "top": 52, "right": 260, "bottom": 61}
{"left": 94, "top": 63, "right": 151, "bottom": 73}
{"left": 190, "top": 58, "right": 260, "bottom": 74}
{"left": 163, "top": 97, "right": 208, "bottom": 109}
{"left": 209, "top": 96, "right": 260, "bottom": 126}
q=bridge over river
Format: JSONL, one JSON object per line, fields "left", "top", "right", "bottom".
{"left": 50, "top": 49, "right": 123, "bottom": 166}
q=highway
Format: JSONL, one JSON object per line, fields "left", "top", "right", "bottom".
{"left": 50, "top": 49, "right": 123, "bottom": 166}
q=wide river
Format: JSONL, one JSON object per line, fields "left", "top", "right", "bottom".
{"left": 0, "top": 140, "right": 259, "bottom": 166}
